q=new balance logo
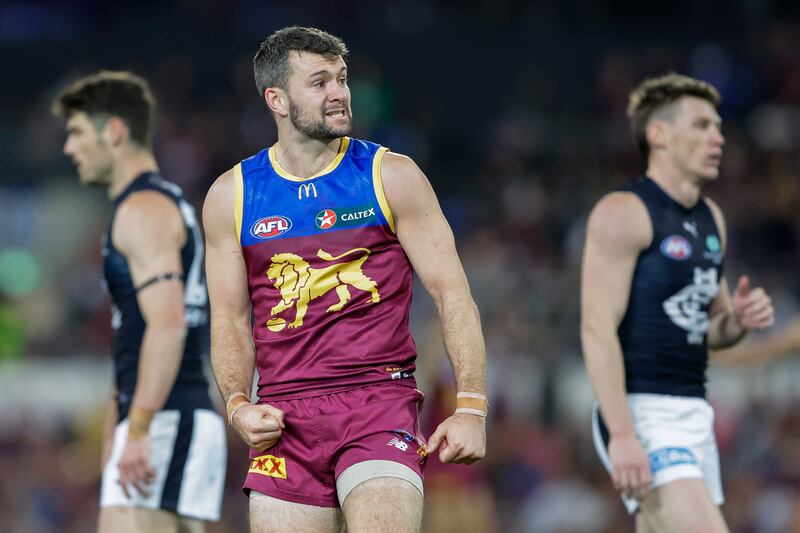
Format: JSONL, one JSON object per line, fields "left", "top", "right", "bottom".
{"left": 298, "top": 183, "right": 318, "bottom": 200}
{"left": 387, "top": 437, "right": 409, "bottom": 451}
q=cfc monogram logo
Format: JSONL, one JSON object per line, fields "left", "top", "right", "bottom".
{"left": 249, "top": 455, "right": 287, "bottom": 479}
{"left": 265, "top": 248, "right": 380, "bottom": 331}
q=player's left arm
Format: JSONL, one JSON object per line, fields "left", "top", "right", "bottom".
{"left": 380, "top": 152, "right": 486, "bottom": 465}
{"left": 113, "top": 190, "right": 189, "bottom": 496}
{"left": 705, "top": 197, "right": 774, "bottom": 350}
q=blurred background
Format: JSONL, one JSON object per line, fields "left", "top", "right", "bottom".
{"left": 3, "top": 0, "right": 800, "bottom": 531}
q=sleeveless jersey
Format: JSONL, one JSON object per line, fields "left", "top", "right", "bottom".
{"left": 103, "top": 172, "right": 212, "bottom": 419}
{"left": 235, "top": 137, "right": 417, "bottom": 400}
{"left": 617, "top": 176, "right": 724, "bottom": 398}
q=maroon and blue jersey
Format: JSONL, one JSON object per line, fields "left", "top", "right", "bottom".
{"left": 235, "top": 137, "right": 417, "bottom": 400}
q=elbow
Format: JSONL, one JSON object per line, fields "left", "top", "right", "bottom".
{"left": 580, "top": 318, "right": 610, "bottom": 351}
{"left": 579, "top": 319, "right": 595, "bottom": 345}
{"left": 149, "top": 313, "right": 188, "bottom": 340}
{"left": 435, "top": 286, "right": 480, "bottom": 318}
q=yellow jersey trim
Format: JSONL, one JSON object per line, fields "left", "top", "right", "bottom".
{"left": 233, "top": 163, "right": 244, "bottom": 243}
{"left": 372, "top": 147, "right": 395, "bottom": 233}
{"left": 268, "top": 137, "right": 351, "bottom": 182}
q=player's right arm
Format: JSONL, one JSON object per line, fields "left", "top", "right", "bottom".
{"left": 203, "top": 169, "right": 284, "bottom": 451}
{"left": 580, "top": 191, "right": 653, "bottom": 501}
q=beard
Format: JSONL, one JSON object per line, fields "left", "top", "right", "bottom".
{"left": 289, "top": 99, "right": 352, "bottom": 141}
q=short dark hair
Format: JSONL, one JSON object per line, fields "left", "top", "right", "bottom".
{"left": 253, "top": 26, "right": 348, "bottom": 96}
{"left": 627, "top": 72, "right": 721, "bottom": 158}
{"left": 52, "top": 70, "right": 156, "bottom": 147}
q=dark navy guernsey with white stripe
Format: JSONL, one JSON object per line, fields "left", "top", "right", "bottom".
{"left": 616, "top": 176, "right": 723, "bottom": 398}
{"left": 102, "top": 172, "right": 212, "bottom": 420}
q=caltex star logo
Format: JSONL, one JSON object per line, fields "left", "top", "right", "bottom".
{"left": 315, "top": 209, "right": 337, "bottom": 229}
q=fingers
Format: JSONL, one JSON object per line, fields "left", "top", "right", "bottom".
{"left": 747, "top": 307, "right": 775, "bottom": 328}
{"left": 425, "top": 426, "right": 445, "bottom": 455}
{"left": 252, "top": 415, "right": 283, "bottom": 432}
{"left": 233, "top": 404, "right": 286, "bottom": 450}
{"left": 735, "top": 275, "right": 750, "bottom": 297}
{"left": 609, "top": 438, "right": 652, "bottom": 502}
{"left": 118, "top": 460, "right": 154, "bottom": 498}
{"left": 439, "top": 439, "right": 456, "bottom": 463}
{"left": 740, "top": 288, "right": 770, "bottom": 313}
{"left": 613, "top": 462, "right": 651, "bottom": 501}
{"left": 738, "top": 288, "right": 774, "bottom": 329}
{"left": 251, "top": 430, "right": 283, "bottom": 451}
{"left": 429, "top": 415, "right": 486, "bottom": 464}
{"left": 260, "top": 405, "right": 285, "bottom": 428}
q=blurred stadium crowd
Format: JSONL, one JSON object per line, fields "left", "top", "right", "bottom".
{"left": 3, "top": 1, "right": 800, "bottom": 531}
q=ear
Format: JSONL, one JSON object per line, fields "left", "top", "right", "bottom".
{"left": 103, "top": 116, "right": 129, "bottom": 147}
{"left": 265, "top": 87, "right": 289, "bottom": 118}
{"left": 646, "top": 120, "right": 669, "bottom": 152}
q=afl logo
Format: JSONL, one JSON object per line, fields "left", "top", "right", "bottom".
{"left": 660, "top": 235, "right": 692, "bottom": 260}
{"left": 251, "top": 216, "right": 292, "bottom": 239}
{"left": 315, "top": 209, "right": 337, "bottom": 230}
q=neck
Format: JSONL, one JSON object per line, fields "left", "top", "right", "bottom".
{"left": 107, "top": 148, "right": 158, "bottom": 199}
{"left": 646, "top": 158, "right": 703, "bottom": 208}
{"left": 273, "top": 127, "right": 343, "bottom": 179}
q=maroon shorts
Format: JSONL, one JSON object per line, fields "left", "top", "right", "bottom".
{"left": 243, "top": 382, "right": 427, "bottom": 507}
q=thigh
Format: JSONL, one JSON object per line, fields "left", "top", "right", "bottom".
{"left": 99, "top": 506, "right": 180, "bottom": 533}
{"left": 177, "top": 516, "right": 204, "bottom": 533}
{"left": 342, "top": 477, "right": 422, "bottom": 533}
{"left": 249, "top": 490, "right": 343, "bottom": 533}
{"left": 639, "top": 478, "right": 729, "bottom": 533}
{"left": 332, "top": 384, "right": 427, "bottom": 504}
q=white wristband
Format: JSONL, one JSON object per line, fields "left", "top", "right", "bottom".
{"left": 455, "top": 407, "right": 488, "bottom": 417}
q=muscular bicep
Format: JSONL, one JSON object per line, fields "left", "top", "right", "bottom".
{"left": 114, "top": 192, "right": 186, "bottom": 327}
{"left": 203, "top": 170, "right": 251, "bottom": 324}
{"left": 381, "top": 153, "right": 470, "bottom": 303}
{"left": 581, "top": 193, "right": 651, "bottom": 333}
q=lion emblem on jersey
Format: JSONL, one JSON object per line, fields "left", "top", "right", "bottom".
{"left": 265, "top": 248, "right": 380, "bottom": 331}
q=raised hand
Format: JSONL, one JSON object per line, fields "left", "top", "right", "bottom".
{"left": 732, "top": 275, "right": 774, "bottom": 331}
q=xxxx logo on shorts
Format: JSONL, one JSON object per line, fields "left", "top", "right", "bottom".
{"left": 249, "top": 455, "right": 287, "bottom": 479}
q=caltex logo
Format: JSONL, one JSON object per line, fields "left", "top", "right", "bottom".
{"left": 316, "top": 209, "right": 337, "bottom": 229}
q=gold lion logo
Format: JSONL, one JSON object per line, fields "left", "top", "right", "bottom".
{"left": 265, "top": 248, "right": 380, "bottom": 331}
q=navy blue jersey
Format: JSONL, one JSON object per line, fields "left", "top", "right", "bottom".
{"left": 102, "top": 172, "right": 212, "bottom": 419}
{"left": 617, "top": 176, "right": 724, "bottom": 398}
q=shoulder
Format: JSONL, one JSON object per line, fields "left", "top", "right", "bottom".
{"left": 378, "top": 152, "right": 435, "bottom": 217}
{"left": 702, "top": 195, "right": 727, "bottom": 247}
{"left": 117, "top": 190, "right": 182, "bottom": 228}
{"left": 702, "top": 196, "right": 725, "bottom": 227}
{"left": 205, "top": 167, "right": 236, "bottom": 206}
{"left": 203, "top": 167, "right": 237, "bottom": 237}
{"left": 380, "top": 152, "right": 429, "bottom": 196}
{"left": 114, "top": 190, "right": 184, "bottom": 254}
{"left": 586, "top": 191, "right": 652, "bottom": 251}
